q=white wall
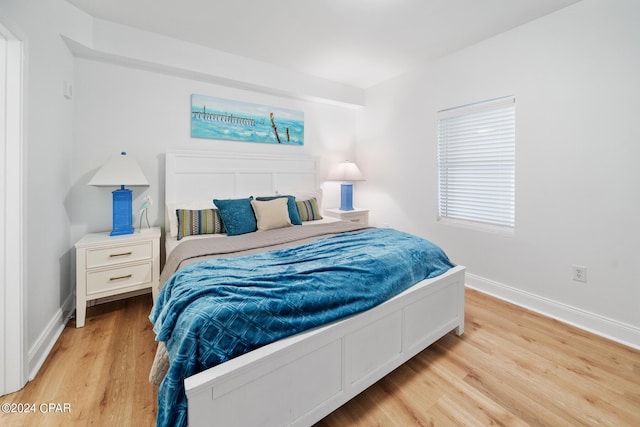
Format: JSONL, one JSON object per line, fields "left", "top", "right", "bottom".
{"left": 70, "top": 58, "right": 357, "bottom": 245}
{"left": 2, "top": 0, "right": 359, "bottom": 385}
{"left": 1, "top": 0, "right": 81, "bottom": 379}
{"left": 65, "top": 10, "right": 363, "bottom": 246}
{"left": 357, "top": 0, "right": 640, "bottom": 347}
{"left": 6, "top": 0, "right": 638, "bottom": 389}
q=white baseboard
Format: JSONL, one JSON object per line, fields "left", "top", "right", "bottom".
{"left": 466, "top": 273, "right": 640, "bottom": 351}
{"left": 28, "top": 293, "right": 75, "bottom": 381}
{"left": 28, "top": 289, "right": 151, "bottom": 380}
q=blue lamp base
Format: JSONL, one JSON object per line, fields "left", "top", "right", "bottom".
{"left": 110, "top": 186, "right": 134, "bottom": 236}
{"left": 340, "top": 182, "right": 354, "bottom": 211}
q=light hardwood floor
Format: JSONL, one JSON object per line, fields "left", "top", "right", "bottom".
{"left": 0, "top": 296, "right": 158, "bottom": 427}
{"left": 1, "top": 289, "right": 638, "bottom": 426}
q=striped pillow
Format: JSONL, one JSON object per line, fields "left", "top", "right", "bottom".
{"left": 176, "top": 209, "right": 224, "bottom": 240}
{"left": 295, "top": 197, "right": 323, "bottom": 221}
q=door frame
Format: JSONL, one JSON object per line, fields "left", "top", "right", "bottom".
{"left": 0, "top": 21, "right": 26, "bottom": 396}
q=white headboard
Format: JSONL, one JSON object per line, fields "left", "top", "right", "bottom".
{"left": 165, "top": 150, "right": 318, "bottom": 205}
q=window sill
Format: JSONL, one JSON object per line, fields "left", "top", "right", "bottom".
{"left": 437, "top": 217, "right": 514, "bottom": 236}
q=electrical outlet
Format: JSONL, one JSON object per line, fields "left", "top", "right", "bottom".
{"left": 572, "top": 265, "right": 587, "bottom": 283}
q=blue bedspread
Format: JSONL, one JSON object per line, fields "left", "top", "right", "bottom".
{"left": 150, "top": 228, "right": 454, "bottom": 427}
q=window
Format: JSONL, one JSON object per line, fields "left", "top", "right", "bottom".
{"left": 437, "top": 96, "right": 515, "bottom": 232}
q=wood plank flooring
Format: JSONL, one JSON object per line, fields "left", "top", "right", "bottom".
{"left": 1, "top": 288, "right": 638, "bottom": 426}
{"left": 318, "top": 290, "right": 640, "bottom": 427}
{"left": 0, "top": 295, "right": 158, "bottom": 427}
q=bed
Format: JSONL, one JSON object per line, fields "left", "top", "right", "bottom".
{"left": 151, "top": 150, "right": 466, "bottom": 427}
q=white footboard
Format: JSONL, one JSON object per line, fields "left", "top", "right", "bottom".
{"left": 185, "top": 265, "right": 465, "bottom": 427}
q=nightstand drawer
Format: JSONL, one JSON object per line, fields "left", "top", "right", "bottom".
{"left": 86, "top": 242, "right": 152, "bottom": 268}
{"left": 324, "top": 208, "right": 369, "bottom": 226}
{"left": 86, "top": 262, "right": 152, "bottom": 295}
{"left": 344, "top": 214, "right": 366, "bottom": 223}
{"left": 75, "top": 228, "right": 161, "bottom": 327}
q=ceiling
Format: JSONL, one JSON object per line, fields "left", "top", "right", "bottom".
{"left": 65, "top": 0, "right": 581, "bottom": 89}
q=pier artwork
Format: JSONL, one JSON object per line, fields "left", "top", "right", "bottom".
{"left": 191, "top": 94, "right": 304, "bottom": 145}
{"left": 192, "top": 108, "right": 259, "bottom": 127}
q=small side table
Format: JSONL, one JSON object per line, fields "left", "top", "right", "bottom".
{"left": 324, "top": 208, "right": 369, "bottom": 226}
{"left": 75, "top": 228, "right": 161, "bottom": 328}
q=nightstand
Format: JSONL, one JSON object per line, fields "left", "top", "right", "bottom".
{"left": 75, "top": 228, "right": 161, "bottom": 328}
{"left": 324, "top": 208, "right": 369, "bottom": 226}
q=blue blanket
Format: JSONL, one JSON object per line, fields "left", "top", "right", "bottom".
{"left": 150, "top": 228, "right": 453, "bottom": 427}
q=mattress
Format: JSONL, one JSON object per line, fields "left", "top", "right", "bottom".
{"left": 165, "top": 216, "right": 340, "bottom": 258}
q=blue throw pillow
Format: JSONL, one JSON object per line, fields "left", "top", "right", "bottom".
{"left": 213, "top": 197, "right": 257, "bottom": 236}
{"left": 256, "top": 195, "right": 302, "bottom": 225}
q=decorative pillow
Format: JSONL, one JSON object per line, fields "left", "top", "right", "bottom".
{"left": 256, "top": 195, "right": 302, "bottom": 225}
{"left": 176, "top": 209, "right": 224, "bottom": 240}
{"left": 296, "top": 197, "right": 323, "bottom": 221}
{"left": 213, "top": 197, "right": 257, "bottom": 236}
{"left": 287, "top": 189, "right": 323, "bottom": 211}
{"left": 167, "top": 200, "right": 216, "bottom": 238}
{"left": 251, "top": 198, "right": 292, "bottom": 231}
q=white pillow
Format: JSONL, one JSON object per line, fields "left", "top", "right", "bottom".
{"left": 166, "top": 200, "right": 216, "bottom": 238}
{"left": 250, "top": 198, "right": 292, "bottom": 231}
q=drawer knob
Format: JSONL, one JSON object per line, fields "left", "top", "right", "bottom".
{"left": 109, "top": 274, "right": 133, "bottom": 281}
{"left": 109, "top": 251, "right": 132, "bottom": 258}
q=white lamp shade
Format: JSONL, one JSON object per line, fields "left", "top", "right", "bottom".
{"left": 328, "top": 161, "right": 364, "bottom": 182}
{"left": 88, "top": 152, "right": 149, "bottom": 187}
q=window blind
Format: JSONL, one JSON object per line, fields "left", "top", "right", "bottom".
{"left": 437, "top": 96, "right": 515, "bottom": 230}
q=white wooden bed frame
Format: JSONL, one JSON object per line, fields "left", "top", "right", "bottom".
{"left": 164, "top": 150, "right": 465, "bottom": 426}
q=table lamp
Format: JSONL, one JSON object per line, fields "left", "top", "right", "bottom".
{"left": 328, "top": 160, "right": 364, "bottom": 211}
{"left": 88, "top": 152, "right": 149, "bottom": 236}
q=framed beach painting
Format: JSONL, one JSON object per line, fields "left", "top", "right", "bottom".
{"left": 191, "top": 94, "right": 304, "bottom": 145}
